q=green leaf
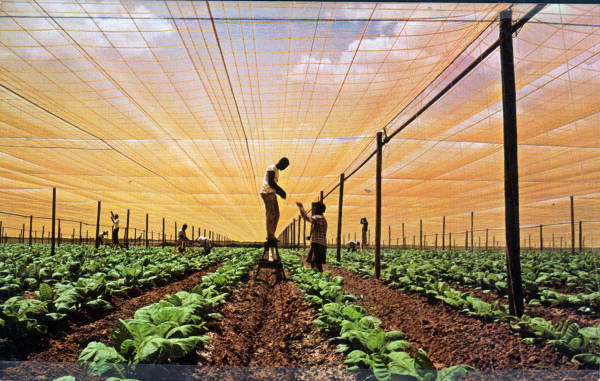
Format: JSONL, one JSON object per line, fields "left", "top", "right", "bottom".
{"left": 384, "top": 340, "right": 413, "bottom": 353}
{"left": 572, "top": 353, "right": 600, "bottom": 366}
{"left": 78, "top": 342, "right": 125, "bottom": 376}
{"left": 436, "top": 365, "right": 477, "bottom": 381}
{"left": 365, "top": 330, "right": 386, "bottom": 353}
{"left": 38, "top": 283, "right": 54, "bottom": 301}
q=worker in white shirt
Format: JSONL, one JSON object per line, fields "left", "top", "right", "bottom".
{"left": 259, "top": 157, "right": 289, "bottom": 245}
{"left": 196, "top": 235, "right": 213, "bottom": 255}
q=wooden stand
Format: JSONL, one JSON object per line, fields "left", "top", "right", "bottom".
{"left": 254, "top": 239, "right": 286, "bottom": 284}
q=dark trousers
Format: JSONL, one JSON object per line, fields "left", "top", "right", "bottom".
{"left": 112, "top": 227, "right": 120, "bottom": 246}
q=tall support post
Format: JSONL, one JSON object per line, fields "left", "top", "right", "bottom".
{"left": 579, "top": 221, "right": 583, "bottom": 252}
{"left": 174, "top": 222, "right": 177, "bottom": 243}
{"left": 303, "top": 218, "right": 307, "bottom": 248}
{"left": 125, "top": 209, "right": 130, "bottom": 249}
{"left": 134, "top": 228, "right": 137, "bottom": 245}
{"left": 94, "top": 201, "right": 101, "bottom": 249}
{"left": 79, "top": 221, "right": 82, "bottom": 244}
{"left": 57, "top": 219, "right": 61, "bottom": 246}
{"left": 336, "top": 173, "right": 345, "bottom": 262}
{"left": 552, "top": 233, "right": 555, "bottom": 249}
{"left": 292, "top": 219, "right": 296, "bottom": 248}
{"left": 539, "top": 224, "right": 543, "bottom": 251}
{"left": 320, "top": 191, "right": 324, "bottom": 202}
{"left": 192, "top": 226, "right": 194, "bottom": 241}
{"left": 298, "top": 216, "right": 301, "bottom": 248}
{"left": 470, "top": 211, "right": 474, "bottom": 252}
{"left": 41, "top": 225, "right": 45, "bottom": 244}
{"left": 388, "top": 226, "right": 391, "bottom": 249}
{"left": 500, "top": 8, "right": 524, "bottom": 317}
{"left": 145, "top": 213, "right": 149, "bottom": 247}
{"left": 442, "top": 216, "right": 446, "bottom": 250}
{"left": 28, "top": 215, "right": 33, "bottom": 246}
{"left": 435, "top": 233, "right": 438, "bottom": 249}
{"left": 162, "top": 218, "right": 165, "bottom": 246}
{"left": 402, "top": 222, "right": 406, "bottom": 249}
{"left": 419, "top": 220, "right": 423, "bottom": 249}
{"left": 570, "top": 196, "right": 575, "bottom": 255}
{"left": 374, "top": 132, "right": 383, "bottom": 279}
{"left": 449, "top": 232, "right": 452, "bottom": 250}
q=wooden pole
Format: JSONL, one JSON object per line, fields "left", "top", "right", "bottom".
{"left": 125, "top": 210, "right": 130, "bottom": 249}
{"left": 579, "top": 220, "right": 583, "bottom": 252}
{"left": 442, "top": 216, "right": 446, "bottom": 250}
{"left": 174, "top": 222, "right": 177, "bottom": 244}
{"left": 485, "top": 228, "right": 489, "bottom": 250}
{"left": 28, "top": 215, "right": 33, "bottom": 246}
{"left": 57, "top": 219, "right": 61, "bottom": 246}
{"left": 162, "top": 218, "right": 165, "bottom": 246}
{"left": 402, "top": 222, "right": 405, "bottom": 249}
{"left": 21, "top": 224, "right": 25, "bottom": 244}
{"left": 94, "top": 201, "right": 101, "bottom": 249}
{"left": 388, "top": 225, "right": 391, "bottom": 249}
{"left": 539, "top": 224, "right": 543, "bottom": 251}
{"left": 419, "top": 219, "right": 423, "bottom": 249}
{"left": 79, "top": 221, "right": 82, "bottom": 244}
{"left": 449, "top": 232, "right": 452, "bottom": 250}
{"left": 435, "top": 233, "right": 438, "bottom": 249}
{"left": 298, "top": 216, "right": 301, "bottom": 248}
{"left": 336, "top": 173, "right": 345, "bottom": 261}
{"left": 570, "top": 196, "right": 575, "bottom": 255}
{"left": 145, "top": 213, "right": 149, "bottom": 247}
{"left": 374, "top": 131, "right": 383, "bottom": 279}
{"left": 41, "top": 225, "right": 45, "bottom": 244}
{"left": 292, "top": 218, "right": 296, "bottom": 248}
{"left": 320, "top": 190, "right": 324, "bottom": 202}
{"left": 470, "top": 211, "right": 474, "bottom": 252}
{"left": 303, "top": 218, "right": 306, "bottom": 248}
{"left": 500, "top": 8, "right": 524, "bottom": 317}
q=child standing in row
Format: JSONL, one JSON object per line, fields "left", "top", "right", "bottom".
{"left": 296, "top": 201, "right": 327, "bottom": 272}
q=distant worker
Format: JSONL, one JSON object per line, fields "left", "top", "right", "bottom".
{"left": 348, "top": 240, "right": 358, "bottom": 252}
{"left": 110, "top": 211, "right": 120, "bottom": 247}
{"left": 177, "top": 224, "right": 190, "bottom": 253}
{"left": 260, "top": 157, "right": 289, "bottom": 246}
{"left": 297, "top": 201, "right": 328, "bottom": 272}
{"left": 97, "top": 231, "right": 108, "bottom": 246}
{"left": 360, "top": 217, "right": 368, "bottom": 250}
{"left": 196, "top": 235, "right": 213, "bottom": 255}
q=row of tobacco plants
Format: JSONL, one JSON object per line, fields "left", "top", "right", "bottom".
{"left": 281, "top": 250, "right": 476, "bottom": 381}
{"left": 0, "top": 244, "right": 238, "bottom": 338}
{"left": 331, "top": 249, "right": 600, "bottom": 367}
{"left": 76, "top": 249, "right": 260, "bottom": 379}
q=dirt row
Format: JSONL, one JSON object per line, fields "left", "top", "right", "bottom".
{"left": 326, "top": 265, "right": 580, "bottom": 371}
{"left": 0, "top": 263, "right": 222, "bottom": 380}
{"left": 450, "top": 284, "right": 599, "bottom": 328}
{"left": 184, "top": 266, "right": 354, "bottom": 381}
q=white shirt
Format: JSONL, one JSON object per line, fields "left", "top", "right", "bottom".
{"left": 112, "top": 218, "right": 119, "bottom": 229}
{"left": 260, "top": 164, "right": 279, "bottom": 194}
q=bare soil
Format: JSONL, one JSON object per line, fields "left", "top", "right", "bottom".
{"left": 327, "top": 265, "right": 579, "bottom": 371}
{"left": 186, "top": 266, "right": 355, "bottom": 381}
{"left": 451, "top": 284, "right": 599, "bottom": 327}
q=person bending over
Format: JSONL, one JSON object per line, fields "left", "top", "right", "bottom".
{"left": 110, "top": 211, "right": 120, "bottom": 247}
{"left": 348, "top": 240, "right": 358, "bottom": 252}
{"left": 297, "top": 201, "right": 327, "bottom": 272}
{"left": 177, "top": 224, "right": 191, "bottom": 253}
{"left": 260, "top": 157, "right": 289, "bottom": 245}
{"left": 196, "top": 234, "right": 213, "bottom": 255}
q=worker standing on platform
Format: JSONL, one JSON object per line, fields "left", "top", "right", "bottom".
{"left": 360, "top": 217, "right": 368, "bottom": 250}
{"left": 297, "top": 201, "right": 328, "bottom": 272}
{"left": 260, "top": 157, "right": 289, "bottom": 245}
